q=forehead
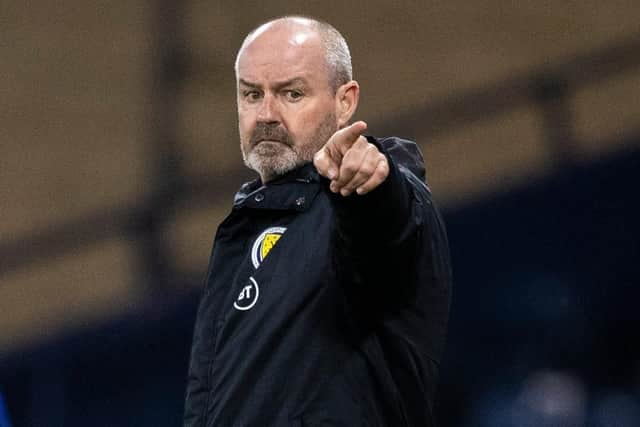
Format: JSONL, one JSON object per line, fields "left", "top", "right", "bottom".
{"left": 236, "top": 23, "right": 328, "bottom": 85}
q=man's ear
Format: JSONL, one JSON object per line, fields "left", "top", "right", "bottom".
{"left": 335, "top": 81, "right": 359, "bottom": 128}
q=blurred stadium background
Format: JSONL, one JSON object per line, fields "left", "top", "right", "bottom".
{"left": 2, "top": 1, "right": 640, "bottom": 426}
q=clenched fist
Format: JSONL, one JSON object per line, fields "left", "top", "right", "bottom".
{"left": 313, "top": 121, "right": 389, "bottom": 196}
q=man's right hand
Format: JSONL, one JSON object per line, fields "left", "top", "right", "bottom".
{"left": 313, "top": 121, "right": 389, "bottom": 196}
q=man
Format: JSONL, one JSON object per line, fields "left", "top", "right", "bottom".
{"left": 184, "top": 16, "right": 451, "bottom": 427}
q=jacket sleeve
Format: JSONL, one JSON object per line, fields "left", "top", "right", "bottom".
{"left": 328, "top": 136, "right": 452, "bottom": 413}
{"left": 326, "top": 136, "right": 451, "bottom": 326}
{"left": 328, "top": 136, "right": 414, "bottom": 246}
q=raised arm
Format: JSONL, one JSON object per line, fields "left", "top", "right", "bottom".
{"left": 314, "top": 121, "right": 415, "bottom": 246}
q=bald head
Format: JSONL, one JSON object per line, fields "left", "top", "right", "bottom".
{"left": 235, "top": 16, "right": 352, "bottom": 93}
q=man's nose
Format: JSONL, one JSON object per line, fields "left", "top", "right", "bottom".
{"left": 257, "top": 93, "right": 280, "bottom": 124}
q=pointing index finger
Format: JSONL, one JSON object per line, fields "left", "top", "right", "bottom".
{"left": 335, "top": 121, "right": 367, "bottom": 153}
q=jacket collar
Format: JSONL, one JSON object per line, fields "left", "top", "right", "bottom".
{"left": 233, "top": 163, "right": 323, "bottom": 212}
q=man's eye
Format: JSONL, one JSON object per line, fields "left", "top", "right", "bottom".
{"left": 244, "top": 91, "right": 261, "bottom": 101}
{"left": 285, "top": 90, "right": 303, "bottom": 101}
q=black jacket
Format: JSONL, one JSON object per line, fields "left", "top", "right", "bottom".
{"left": 184, "top": 136, "right": 452, "bottom": 427}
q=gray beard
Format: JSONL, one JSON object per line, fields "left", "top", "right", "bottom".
{"left": 243, "top": 141, "right": 301, "bottom": 182}
{"left": 241, "top": 111, "right": 337, "bottom": 182}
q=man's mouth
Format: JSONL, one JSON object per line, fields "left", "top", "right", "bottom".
{"left": 254, "top": 139, "right": 285, "bottom": 146}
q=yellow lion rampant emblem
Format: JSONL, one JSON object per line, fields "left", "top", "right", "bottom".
{"left": 251, "top": 227, "right": 286, "bottom": 268}
{"left": 261, "top": 233, "right": 282, "bottom": 260}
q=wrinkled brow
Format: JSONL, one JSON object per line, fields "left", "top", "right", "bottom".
{"left": 238, "top": 77, "right": 309, "bottom": 90}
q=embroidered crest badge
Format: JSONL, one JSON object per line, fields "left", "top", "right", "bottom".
{"left": 251, "top": 226, "right": 286, "bottom": 268}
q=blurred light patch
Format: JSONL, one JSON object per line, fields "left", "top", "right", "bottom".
{"left": 514, "top": 370, "right": 587, "bottom": 427}
{"left": 470, "top": 371, "right": 587, "bottom": 426}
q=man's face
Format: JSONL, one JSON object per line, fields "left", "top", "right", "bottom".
{"left": 235, "top": 23, "right": 339, "bottom": 182}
